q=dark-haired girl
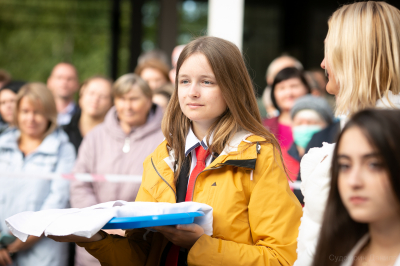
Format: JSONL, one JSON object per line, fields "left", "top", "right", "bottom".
{"left": 263, "top": 67, "right": 311, "bottom": 150}
{"left": 312, "top": 109, "right": 400, "bottom": 266}
{"left": 295, "top": 2, "right": 400, "bottom": 265}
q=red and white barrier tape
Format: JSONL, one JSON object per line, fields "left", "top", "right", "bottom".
{"left": 0, "top": 173, "right": 142, "bottom": 183}
{"left": 1, "top": 173, "right": 301, "bottom": 188}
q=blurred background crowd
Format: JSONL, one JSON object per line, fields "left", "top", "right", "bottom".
{"left": 1, "top": 0, "right": 400, "bottom": 266}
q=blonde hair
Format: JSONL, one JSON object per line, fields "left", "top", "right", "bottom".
{"left": 14, "top": 82, "right": 58, "bottom": 137}
{"left": 326, "top": 1, "right": 400, "bottom": 115}
{"left": 162, "top": 36, "right": 284, "bottom": 181}
{"left": 113, "top": 73, "right": 152, "bottom": 99}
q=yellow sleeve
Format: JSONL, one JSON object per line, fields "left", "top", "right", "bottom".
{"left": 76, "top": 229, "right": 152, "bottom": 266}
{"left": 188, "top": 147, "right": 303, "bottom": 266}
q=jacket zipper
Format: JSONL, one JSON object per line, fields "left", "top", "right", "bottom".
{"left": 190, "top": 165, "right": 225, "bottom": 201}
{"left": 151, "top": 158, "right": 177, "bottom": 201}
{"left": 152, "top": 156, "right": 256, "bottom": 202}
{"left": 122, "top": 137, "right": 130, "bottom": 153}
{"left": 190, "top": 158, "right": 257, "bottom": 201}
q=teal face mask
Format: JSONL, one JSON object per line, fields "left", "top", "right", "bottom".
{"left": 293, "top": 125, "right": 322, "bottom": 149}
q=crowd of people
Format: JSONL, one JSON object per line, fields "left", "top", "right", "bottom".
{"left": 0, "top": 1, "right": 399, "bottom": 266}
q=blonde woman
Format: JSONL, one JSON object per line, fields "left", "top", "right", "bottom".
{"left": 296, "top": 2, "right": 400, "bottom": 265}
{"left": 0, "top": 83, "right": 75, "bottom": 266}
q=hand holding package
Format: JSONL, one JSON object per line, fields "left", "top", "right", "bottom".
{"left": 6, "top": 201, "right": 213, "bottom": 242}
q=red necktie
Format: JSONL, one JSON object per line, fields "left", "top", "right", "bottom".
{"left": 185, "top": 146, "right": 209, "bottom": 201}
{"left": 165, "top": 146, "right": 209, "bottom": 266}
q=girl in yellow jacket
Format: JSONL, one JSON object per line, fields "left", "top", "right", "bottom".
{"left": 49, "top": 36, "right": 302, "bottom": 266}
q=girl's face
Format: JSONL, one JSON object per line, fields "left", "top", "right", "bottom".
{"left": 152, "top": 94, "right": 169, "bottom": 112}
{"left": 18, "top": 97, "right": 49, "bottom": 138}
{"left": 321, "top": 48, "right": 339, "bottom": 95}
{"left": 177, "top": 53, "right": 227, "bottom": 130}
{"left": 274, "top": 78, "right": 308, "bottom": 112}
{"left": 0, "top": 89, "right": 17, "bottom": 124}
{"left": 79, "top": 79, "right": 113, "bottom": 119}
{"left": 338, "top": 126, "right": 400, "bottom": 224}
{"left": 141, "top": 67, "right": 168, "bottom": 91}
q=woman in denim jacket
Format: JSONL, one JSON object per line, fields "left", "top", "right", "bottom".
{"left": 0, "top": 83, "right": 75, "bottom": 266}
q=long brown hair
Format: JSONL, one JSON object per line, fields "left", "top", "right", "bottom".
{"left": 162, "top": 36, "right": 283, "bottom": 180}
{"left": 312, "top": 109, "right": 400, "bottom": 266}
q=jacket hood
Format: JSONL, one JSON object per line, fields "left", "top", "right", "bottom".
{"left": 103, "top": 104, "right": 163, "bottom": 141}
{"left": 159, "top": 130, "right": 266, "bottom": 173}
{"left": 0, "top": 128, "right": 70, "bottom": 155}
{"left": 143, "top": 130, "right": 276, "bottom": 203}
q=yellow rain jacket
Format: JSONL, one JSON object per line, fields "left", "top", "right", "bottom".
{"left": 78, "top": 131, "right": 302, "bottom": 266}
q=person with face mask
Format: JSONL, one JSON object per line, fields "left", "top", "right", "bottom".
{"left": 263, "top": 67, "right": 311, "bottom": 150}
{"left": 291, "top": 95, "right": 334, "bottom": 155}
{"left": 282, "top": 95, "right": 334, "bottom": 203}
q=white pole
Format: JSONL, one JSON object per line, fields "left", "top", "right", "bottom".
{"left": 207, "top": 0, "right": 245, "bottom": 52}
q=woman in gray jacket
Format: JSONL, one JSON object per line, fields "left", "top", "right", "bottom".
{"left": 0, "top": 83, "right": 75, "bottom": 266}
{"left": 70, "top": 74, "right": 164, "bottom": 266}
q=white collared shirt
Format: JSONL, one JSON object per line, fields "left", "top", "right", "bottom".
{"left": 184, "top": 128, "right": 214, "bottom": 178}
{"left": 57, "top": 102, "right": 77, "bottom": 126}
{"left": 341, "top": 234, "right": 400, "bottom": 266}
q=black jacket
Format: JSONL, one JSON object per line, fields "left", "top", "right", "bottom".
{"left": 287, "top": 143, "right": 304, "bottom": 204}
{"left": 62, "top": 109, "right": 83, "bottom": 155}
{"left": 305, "top": 121, "right": 340, "bottom": 154}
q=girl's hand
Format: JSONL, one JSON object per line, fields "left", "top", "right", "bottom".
{"left": 6, "top": 235, "right": 41, "bottom": 254}
{"left": 103, "top": 229, "right": 125, "bottom": 236}
{"left": 0, "top": 248, "right": 12, "bottom": 266}
{"left": 151, "top": 223, "right": 204, "bottom": 250}
{"left": 47, "top": 232, "right": 103, "bottom": 243}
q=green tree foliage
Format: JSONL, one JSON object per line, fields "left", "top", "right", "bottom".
{"left": 0, "top": 0, "right": 110, "bottom": 83}
{"left": 0, "top": 0, "right": 207, "bottom": 83}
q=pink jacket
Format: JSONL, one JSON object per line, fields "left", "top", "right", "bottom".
{"left": 70, "top": 105, "right": 164, "bottom": 208}
{"left": 70, "top": 105, "right": 164, "bottom": 266}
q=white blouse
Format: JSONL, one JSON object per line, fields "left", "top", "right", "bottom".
{"left": 341, "top": 234, "right": 400, "bottom": 266}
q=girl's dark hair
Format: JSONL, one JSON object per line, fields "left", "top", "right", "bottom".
{"left": 312, "top": 109, "right": 400, "bottom": 266}
{"left": 270, "top": 67, "right": 311, "bottom": 111}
